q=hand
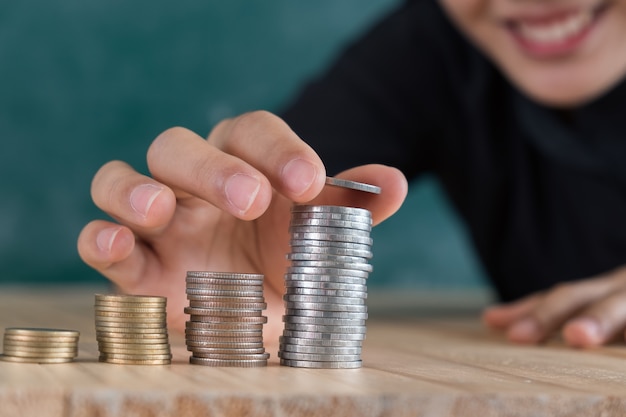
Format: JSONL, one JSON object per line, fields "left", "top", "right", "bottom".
{"left": 77, "top": 110, "right": 408, "bottom": 340}
{"left": 482, "top": 265, "right": 626, "bottom": 347}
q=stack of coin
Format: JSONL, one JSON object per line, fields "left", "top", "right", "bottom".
{"left": 184, "top": 271, "right": 269, "bottom": 367}
{"left": 279, "top": 203, "right": 373, "bottom": 369}
{"left": 95, "top": 294, "right": 171, "bottom": 365}
{"left": 0, "top": 328, "right": 79, "bottom": 364}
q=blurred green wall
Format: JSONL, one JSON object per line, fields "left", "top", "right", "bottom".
{"left": 0, "top": 0, "right": 487, "bottom": 291}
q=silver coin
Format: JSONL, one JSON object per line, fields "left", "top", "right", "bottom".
{"left": 284, "top": 287, "right": 368, "bottom": 299}
{"left": 284, "top": 309, "right": 368, "bottom": 320}
{"left": 283, "top": 323, "right": 367, "bottom": 334}
{"left": 286, "top": 267, "right": 369, "bottom": 278}
{"left": 287, "top": 252, "right": 370, "bottom": 264}
{"left": 290, "top": 211, "right": 372, "bottom": 225}
{"left": 282, "top": 315, "right": 366, "bottom": 326}
{"left": 183, "top": 307, "right": 263, "bottom": 317}
{"left": 284, "top": 280, "right": 367, "bottom": 292}
{"left": 290, "top": 232, "right": 373, "bottom": 245}
{"left": 289, "top": 218, "right": 371, "bottom": 231}
{"left": 283, "top": 302, "right": 368, "bottom": 313}
{"left": 186, "top": 322, "right": 265, "bottom": 331}
{"left": 278, "top": 351, "right": 361, "bottom": 362}
{"left": 324, "top": 177, "right": 381, "bottom": 194}
{"left": 289, "top": 225, "right": 371, "bottom": 238}
{"left": 191, "top": 352, "right": 270, "bottom": 360}
{"left": 279, "top": 335, "right": 363, "bottom": 347}
{"left": 283, "top": 294, "right": 366, "bottom": 305}
{"left": 291, "top": 205, "right": 371, "bottom": 217}
{"left": 189, "top": 357, "right": 267, "bottom": 367}
{"left": 289, "top": 239, "right": 371, "bottom": 251}
{"left": 279, "top": 343, "right": 361, "bottom": 355}
{"left": 185, "top": 335, "right": 263, "bottom": 344}
{"left": 185, "top": 289, "right": 263, "bottom": 297}
{"left": 186, "top": 295, "right": 266, "bottom": 303}
{"left": 280, "top": 358, "right": 362, "bottom": 369}
{"left": 185, "top": 277, "right": 264, "bottom": 286}
{"left": 186, "top": 271, "right": 264, "bottom": 280}
{"left": 285, "top": 274, "right": 367, "bottom": 285}
{"left": 289, "top": 245, "right": 373, "bottom": 259}
{"left": 289, "top": 260, "right": 373, "bottom": 273}
{"left": 281, "top": 330, "right": 365, "bottom": 341}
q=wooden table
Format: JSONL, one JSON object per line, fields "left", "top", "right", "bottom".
{"left": 1, "top": 285, "right": 626, "bottom": 417}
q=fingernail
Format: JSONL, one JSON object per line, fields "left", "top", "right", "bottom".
{"left": 570, "top": 318, "right": 601, "bottom": 342}
{"left": 225, "top": 173, "right": 260, "bottom": 214}
{"left": 96, "top": 227, "right": 121, "bottom": 253}
{"left": 281, "top": 158, "right": 317, "bottom": 196}
{"left": 508, "top": 318, "right": 539, "bottom": 342}
{"left": 130, "top": 184, "right": 163, "bottom": 218}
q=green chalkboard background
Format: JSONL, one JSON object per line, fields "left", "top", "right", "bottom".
{"left": 0, "top": 0, "right": 488, "bottom": 292}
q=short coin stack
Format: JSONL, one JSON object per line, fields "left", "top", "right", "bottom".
{"left": 184, "top": 271, "right": 269, "bottom": 367}
{"left": 0, "top": 328, "right": 79, "bottom": 364}
{"left": 279, "top": 203, "right": 374, "bottom": 369}
{"left": 95, "top": 294, "right": 172, "bottom": 365}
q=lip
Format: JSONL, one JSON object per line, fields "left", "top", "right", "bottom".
{"left": 504, "top": 2, "right": 610, "bottom": 59}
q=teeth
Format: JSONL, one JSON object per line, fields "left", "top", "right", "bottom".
{"left": 517, "top": 10, "right": 593, "bottom": 43}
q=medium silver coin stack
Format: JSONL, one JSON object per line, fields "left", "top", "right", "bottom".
{"left": 95, "top": 294, "right": 172, "bottom": 365}
{"left": 279, "top": 204, "right": 373, "bottom": 369}
{"left": 184, "top": 271, "right": 269, "bottom": 367}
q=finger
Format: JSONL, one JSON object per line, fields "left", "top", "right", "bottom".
{"left": 77, "top": 220, "right": 150, "bottom": 290}
{"left": 309, "top": 164, "right": 408, "bottom": 225}
{"left": 148, "top": 126, "right": 274, "bottom": 220}
{"left": 506, "top": 279, "right": 616, "bottom": 344}
{"left": 209, "top": 111, "right": 327, "bottom": 203}
{"left": 562, "top": 290, "right": 626, "bottom": 347}
{"left": 482, "top": 293, "right": 542, "bottom": 330}
{"left": 91, "top": 161, "right": 177, "bottom": 234}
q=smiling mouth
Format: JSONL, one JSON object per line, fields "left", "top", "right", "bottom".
{"left": 505, "top": 2, "right": 610, "bottom": 57}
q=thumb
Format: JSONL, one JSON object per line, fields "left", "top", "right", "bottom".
{"left": 311, "top": 164, "right": 408, "bottom": 226}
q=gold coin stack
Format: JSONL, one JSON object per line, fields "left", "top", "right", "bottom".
{"left": 0, "top": 327, "right": 79, "bottom": 364}
{"left": 184, "top": 271, "right": 269, "bottom": 367}
{"left": 95, "top": 294, "right": 172, "bottom": 365}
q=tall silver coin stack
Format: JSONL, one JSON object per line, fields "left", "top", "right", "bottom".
{"left": 95, "top": 294, "right": 172, "bottom": 365}
{"left": 0, "top": 328, "right": 79, "bottom": 364}
{"left": 184, "top": 271, "right": 269, "bottom": 367}
{"left": 279, "top": 203, "right": 374, "bottom": 369}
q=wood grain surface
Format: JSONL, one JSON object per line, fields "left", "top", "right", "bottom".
{"left": 1, "top": 285, "right": 626, "bottom": 417}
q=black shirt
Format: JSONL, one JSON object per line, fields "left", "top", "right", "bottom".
{"left": 281, "top": 0, "right": 626, "bottom": 302}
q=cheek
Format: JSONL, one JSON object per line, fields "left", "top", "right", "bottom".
{"left": 438, "top": 0, "right": 495, "bottom": 48}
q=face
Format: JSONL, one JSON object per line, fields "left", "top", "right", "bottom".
{"left": 438, "top": 0, "right": 626, "bottom": 107}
